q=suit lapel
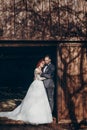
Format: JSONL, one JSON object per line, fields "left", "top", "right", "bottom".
{"left": 45, "top": 63, "right": 51, "bottom": 72}
{"left": 45, "top": 67, "right": 48, "bottom": 72}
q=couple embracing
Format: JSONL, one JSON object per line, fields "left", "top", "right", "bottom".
{"left": 0, "top": 55, "right": 55, "bottom": 125}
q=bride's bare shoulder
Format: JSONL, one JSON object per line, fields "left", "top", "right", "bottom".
{"left": 34, "top": 68, "right": 40, "bottom": 73}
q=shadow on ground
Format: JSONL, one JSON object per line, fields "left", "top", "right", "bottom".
{"left": 0, "top": 99, "right": 86, "bottom": 130}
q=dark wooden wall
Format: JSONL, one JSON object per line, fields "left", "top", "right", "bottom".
{"left": 0, "top": 0, "right": 86, "bottom": 40}
{"left": 57, "top": 43, "right": 87, "bottom": 124}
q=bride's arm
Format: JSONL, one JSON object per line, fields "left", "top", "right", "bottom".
{"left": 37, "top": 75, "right": 46, "bottom": 80}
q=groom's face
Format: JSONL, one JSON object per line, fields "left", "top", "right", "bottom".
{"left": 44, "top": 57, "right": 51, "bottom": 65}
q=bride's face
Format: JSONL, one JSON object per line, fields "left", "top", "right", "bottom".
{"left": 40, "top": 61, "right": 45, "bottom": 68}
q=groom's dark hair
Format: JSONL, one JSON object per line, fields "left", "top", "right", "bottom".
{"left": 45, "top": 55, "right": 51, "bottom": 59}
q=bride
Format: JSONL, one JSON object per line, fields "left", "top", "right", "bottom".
{"left": 0, "top": 59, "right": 53, "bottom": 125}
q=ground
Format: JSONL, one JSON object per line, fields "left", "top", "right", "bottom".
{"left": 0, "top": 99, "right": 86, "bottom": 130}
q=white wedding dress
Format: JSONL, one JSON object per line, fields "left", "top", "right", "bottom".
{"left": 0, "top": 68, "right": 53, "bottom": 124}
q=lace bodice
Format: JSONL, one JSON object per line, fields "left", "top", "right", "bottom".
{"left": 34, "top": 68, "right": 46, "bottom": 80}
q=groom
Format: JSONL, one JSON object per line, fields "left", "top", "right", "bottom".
{"left": 41, "top": 55, "right": 55, "bottom": 113}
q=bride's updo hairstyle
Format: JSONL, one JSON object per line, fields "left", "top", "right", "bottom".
{"left": 36, "top": 59, "right": 44, "bottom": 68}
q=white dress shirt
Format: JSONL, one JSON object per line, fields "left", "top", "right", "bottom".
{"left": 43, "top": 65, "right": 48, "bottom": 72}
{"left": 43, "top": 62, "right": 51, "bottom": 72}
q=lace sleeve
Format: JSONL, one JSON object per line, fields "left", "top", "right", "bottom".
{"left": 34, "top": 68, "right": 46, "bottom": 80}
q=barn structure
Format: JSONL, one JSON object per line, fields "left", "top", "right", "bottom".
{"left": 0, "top": 0, "right": 87, "bottom": 130}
